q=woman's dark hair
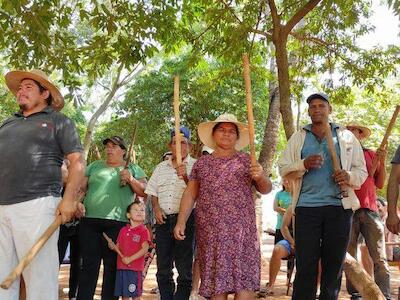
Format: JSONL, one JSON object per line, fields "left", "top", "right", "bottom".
{"left": 29, "top": 79, "right": 53, "bottom": 106}
{"left": 126, "top": 199, "right": 142, "bottom": 213}
{"left": 212, "top": 122, "right": 239, "bottom": 138}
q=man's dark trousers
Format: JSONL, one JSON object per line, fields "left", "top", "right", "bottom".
{"left": 155, "top": 211, "right": 195, "bottom": 300}
{"left": 293, "top": 206, "right": 353, "bottom": 300}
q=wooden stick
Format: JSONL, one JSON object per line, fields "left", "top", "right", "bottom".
{"left": 94, "top": 144, "right": 102, "bottom": 160}
{"left": 385, "top": 241, "right": 400, "bottom": 246}
{"left": 173, "top": 75, "right": 182, "bottom": 165}
{"left": 369, "top": 105, "right": 400, "bottom": 177}
{"left": 242, "top": 53, "right": 256, "bottom": 165}
{"left": 124, "top": 123, "right": 138, "bottom": 169}
{"left": 0, "top": 216, "right": 62, "bottom": 289}
{"left": 103, "top": 232, "right": 124, "bottom": 258}
{"left": 120, "top": 123, "right": 138, "bottom": 186}
{"left": 344, "top": 253, "right": 385, "bottom": 300}
{"left": 325, "top": 122, "right": 348, "bottom": 198}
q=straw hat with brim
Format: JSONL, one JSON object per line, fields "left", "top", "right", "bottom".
{"left": 346, "top": 123, "right": 371, "bottom": 139}
{"left": 5, "top": 69, "right": 64, "bottom": 111}
{"left": 198, "top": 113, "right": 249, "bottom": 150}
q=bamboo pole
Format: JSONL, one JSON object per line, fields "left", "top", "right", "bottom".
{"left": 1, "top": 216, "right": 62, "bottom": 289}
{"left": 369, "top": 105, "right": 400, "bottom": 177}
{"left": 242, "top": 53, "right": 256, "bottom": 165}
{"left": 344, "top": 253, "right": 385, "bottom": 300}
{"left": 325, "top": 122, "right": 348, "bottom": 198}
{"left": 173, "top": 75, "right": 182, "bottom": 165}
{"left": 103, "top": 232, "right": 124, "bottom": 258}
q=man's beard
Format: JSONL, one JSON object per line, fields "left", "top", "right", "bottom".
{"left": 18, "top": 103, "right": 28, "bottom": 111}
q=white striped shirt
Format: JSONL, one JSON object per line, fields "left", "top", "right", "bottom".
{"left": 145, "top": 155, "right": 196, "bottom": 215}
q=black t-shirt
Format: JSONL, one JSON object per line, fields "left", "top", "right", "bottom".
{"left": 0, "top": 106, "right": 83, "bottom": 205}
{"left": 392, "top": 145, "right": 400, "bottom": 164}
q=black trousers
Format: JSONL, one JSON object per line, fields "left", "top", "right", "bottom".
{"left": 58, "top": 223, "right": 80, "bottom": 299}
{"left": 293, "top": 206, "right": 352, "bottom": 300}
{"left": 155, "top": 211, "right": 195, "bottom": 300}
{"left": 77, "top": 218, "right": 126, "bottom": 300}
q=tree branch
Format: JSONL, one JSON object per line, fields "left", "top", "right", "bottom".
{"left": 218, "top": 0, "right": 243, "bottom": 24}
{"left": 284, "top": 0, "right": 322, "bottom": 36}
{"left": 290, "top": 32, "right": 359, "bottom": 74}
{"left": 267, "top": 0, "right": 280, "bottom": 30}
{"left": 249, "top": 28, "right": 272, "bottom": 39}
{"left": 119, "top": 62, "right": 142, "bottom": 86}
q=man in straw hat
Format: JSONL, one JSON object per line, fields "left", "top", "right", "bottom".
{"left": 279, "top": 93, "right": 367, "bottom": 300}
{"left": 145, "top": 126, "right": 196, "bottom": 300}
{"left": 0, "top": 70, "right": 85, "bottom": 299}
{"left": 345, "top": 123, "right": 391, "bottom": 300}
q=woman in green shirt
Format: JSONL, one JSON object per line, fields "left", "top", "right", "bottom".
{"left": 77, "top": 136, "right": 147, "bottom": 300}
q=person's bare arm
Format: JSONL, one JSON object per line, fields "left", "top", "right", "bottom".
{"left": 56, "top": 152, "right": 85, "bottom": 223}
{"left": 174, "top": 181, "right": 198, "bottom": 240}
{"left": 386, "top": 164, "right": 400, "bottom": 234}
{"left": 281, "top": 206, "right": 294, "bottom": 247}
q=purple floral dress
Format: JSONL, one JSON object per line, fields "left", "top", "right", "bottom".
{"left": 190, "top": 152, "right": 260, "bottom": 298}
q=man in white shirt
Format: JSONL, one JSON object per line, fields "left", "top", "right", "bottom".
{"left": 145, "top": 127, "right": 196, "bottom": 300}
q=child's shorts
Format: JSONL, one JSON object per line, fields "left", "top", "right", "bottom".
{"left": 114, "top": 269, "right": 143, "bottom": 298}
{"left": 276, "top": 239, "right": 292, "bottom": 256}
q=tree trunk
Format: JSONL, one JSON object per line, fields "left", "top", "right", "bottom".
{"left": 258, "top": 87, "right": 280, "bottom": 175}
{"left": 82, "top": 66, "right": 123, "bottom": 159}
{"left": 274, "top": 34, "right": 295, "bottom": 140}
{"left": 343, "top": 253, "right": 385, "bottom": 300}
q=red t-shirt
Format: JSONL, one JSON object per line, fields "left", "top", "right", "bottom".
{"left": 116, "top": 224, "right": 150, "bottom": 271}
{"left": 355, "top": 149, "right": 379, "bottom": 211}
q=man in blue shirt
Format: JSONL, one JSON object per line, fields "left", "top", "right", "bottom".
{"left": 279, "top": 92, "right": 367, "bottom": 300}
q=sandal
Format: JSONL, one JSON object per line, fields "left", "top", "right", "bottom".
{"left": 257, "top": 284, "right": 274, "bottom": 297}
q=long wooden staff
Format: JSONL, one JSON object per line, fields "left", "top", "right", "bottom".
{"left": 369, "top": 105, "right": 400, "bottom": 177}
{"left": 0, "top": 216, "right": 63, "bottom": 289}
{"left": 242, "top": 53, "right": 256, "bottom": 165}
{"left": 103, "top": 232, "right": 124, "bottom": 258}
{"left": 325, "top": 122, "right": 348, "bottom": 198}
{"left": 173, "top": 75, "right": 182, "bottom": 165}
{"left": 121, "top": 123, "right": 138, "bottom": 186}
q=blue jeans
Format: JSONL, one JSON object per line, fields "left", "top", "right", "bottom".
{"left": 155, "top": 211, "right": 195, "bottom": 300}
{"left": 346, "top": 208, "right": 391, "bottom": 299}
{"left": 293, "top": 206, "right": 353, "bottom": 300}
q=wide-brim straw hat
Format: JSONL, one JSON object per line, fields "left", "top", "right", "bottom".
{"left": 346, "top": 123, "right": 371, "bottom": 139}
{"left": 5, "top": 69, "right": 64, "bottom": 111}
{"left": 198, "top": 113, "right": 249, "bottom": 150}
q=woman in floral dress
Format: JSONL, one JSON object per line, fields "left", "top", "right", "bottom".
{"left": 174, "top": 114, "right": 272, "bottom": 299}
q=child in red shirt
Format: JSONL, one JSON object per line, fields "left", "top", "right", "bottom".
{"left": 107, "top": 200, "right": 150, "bottom": 300}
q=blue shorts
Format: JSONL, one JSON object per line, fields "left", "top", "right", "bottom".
{"left": 114, "top": 270, "right": 142, "bottom": 297}
{"left": 277, "top": 239, "right": 292, "bottom": 256}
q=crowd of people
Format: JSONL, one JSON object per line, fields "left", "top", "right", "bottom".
{"left": 0, "top": 69, "right": 400, "bottom": 300}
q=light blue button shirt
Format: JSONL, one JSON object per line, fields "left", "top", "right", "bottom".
{"left": 297, "top": 123, "right": 342, "bottom": 207}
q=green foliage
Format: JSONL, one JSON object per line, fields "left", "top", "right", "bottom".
{"left": 96, "top": 52, "right": 270, "bottom": 174}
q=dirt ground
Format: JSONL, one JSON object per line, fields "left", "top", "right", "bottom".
{"left": 59, "top": 234, "right": 400, "bottom": 299}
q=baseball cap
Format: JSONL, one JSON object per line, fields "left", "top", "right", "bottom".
{"left": 170, "top": 126, "right": 191, "bottom": 140}
{"left": 306, "top": 92, "right": 330, "bottom": 104}
{"left": 102, "top": 136, "right": 127, "bottom": 150}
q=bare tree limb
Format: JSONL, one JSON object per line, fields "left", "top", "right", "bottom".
{"left": 283, "top": 0, "right": 322, "bottom": 36}
{"left": 98, "top": 82, "right": 111, "bottom": 91}
{"left": 267, "top": 0, "right": 281, "bottom": 31}
{"left": 119, "top": 62, "right": 142, "bottom": 86}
